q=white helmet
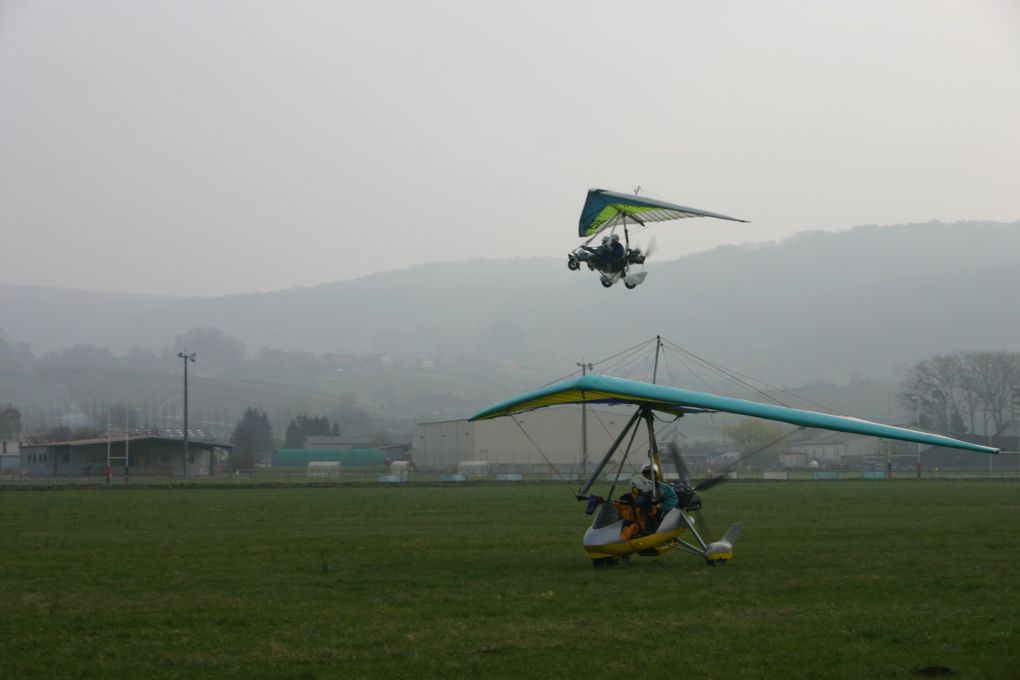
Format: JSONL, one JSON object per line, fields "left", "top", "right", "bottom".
{"left": 602, "top": 236, "right": 610, "bottom": 244}
{"left": 630, "top": 474, "right": 654, "bottom": 494}
{"left": 641, "top": 462, "right": 658, "bottom": 478}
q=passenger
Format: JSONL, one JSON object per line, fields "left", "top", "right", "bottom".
{"left": 619, "top": 474, "right": 657, "bottom": 537}
{"left": 620, "top": 470, "right": 676, "bottom": 534}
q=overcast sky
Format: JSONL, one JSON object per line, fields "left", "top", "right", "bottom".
{"left": 1, "top": 1, "right": 1017, "bottom": 297}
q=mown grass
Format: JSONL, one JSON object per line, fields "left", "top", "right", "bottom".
{"left": 1, "top": 480, "right": 1018, "bottom": 679}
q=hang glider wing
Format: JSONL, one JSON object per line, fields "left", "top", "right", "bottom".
{"left": 578, "top": 189, "right": 749, "bottom": 238}
{"left": 470, "top": 374, "right": 1000, "bottom": 455}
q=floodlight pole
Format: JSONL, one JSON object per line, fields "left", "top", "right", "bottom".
{"left": 577, "top": 360, "right": 593, "bottom": 475}
{"left": 178, "top": 351, "right": 196, "bottom": 476}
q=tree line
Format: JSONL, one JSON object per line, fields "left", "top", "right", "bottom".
{"left": 231, "top": 410, "right": 350, "bottom": 470}
{"left": 899, "top": 350, "right": 1020, "bottom": 436}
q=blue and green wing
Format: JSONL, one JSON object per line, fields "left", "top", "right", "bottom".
{"left": 578, "top": 189, "right": 748, "bottom": 238}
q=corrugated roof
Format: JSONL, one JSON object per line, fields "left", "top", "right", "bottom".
{"left": 23, "top": 434, "right": 232, "bottom": 449}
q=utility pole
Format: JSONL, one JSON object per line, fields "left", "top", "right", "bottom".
{"left": 178, "top": 351, "right": 196, "bottom": 476}
{"left": 577, "top": 360, "right": 593, "bottom": 475}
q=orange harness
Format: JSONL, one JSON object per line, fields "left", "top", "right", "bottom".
{"left": 614, "top": 499, "right": 658, "bottom": 540}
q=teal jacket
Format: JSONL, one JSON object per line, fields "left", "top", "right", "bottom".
{"left": 656, "top": 481, "right": 678, "bottom": 515}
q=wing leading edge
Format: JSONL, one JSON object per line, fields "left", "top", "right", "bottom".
{"left": 469, "top": 374, "right": 1000, "bottom": 455}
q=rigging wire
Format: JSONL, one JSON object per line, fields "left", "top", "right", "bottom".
{"left": 509, "top": 413, "right": 568, "bottom": 483}
{"left": 662, "top": 344, "right": 720, "bottom": 394}
{"left": 661, "top": 338, "right": 792, "bottom": 407}
{"left": 708, "top": 363, "right": 851, "bottom": 416}
{"left": 659, "top": 338, "right": 848, "bottom": 416}
{"left": 659, "top": 349, "right": 677, "bottom": 386}
{"left": 604, "top": 351, "right": 650, "bottom": 382}
{"left": 539, "top": 337, "right": 657, "bottom": 388}
{"left": 588, "top": 408, "right": 618, "bottom": 440}
{"left": 714, "top": 426, "right": 809, "bottom": 476}
{"left": 597, "top": 340, "right": 657, "bottom": 379}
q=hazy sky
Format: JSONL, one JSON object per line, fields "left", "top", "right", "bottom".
{"left": 2, "top": 0, "right": 1018, "bottom": 297}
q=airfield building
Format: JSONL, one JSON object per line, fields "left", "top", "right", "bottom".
{"left": 17, "top": 435, "right": 232, "bottom": 477}
{"left": 413, "top": 406, "right": 658, "bottom": 473}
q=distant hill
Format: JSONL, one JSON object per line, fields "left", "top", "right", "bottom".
{"left": 2, "top": 220, "right": 1019, "bottom": 386}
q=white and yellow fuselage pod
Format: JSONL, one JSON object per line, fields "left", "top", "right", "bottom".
{"left": 582, "top": 506, "right": 685, "bottom": 560}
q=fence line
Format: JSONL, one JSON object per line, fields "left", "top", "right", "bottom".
{"left": 3, "top": 466, "right": 1019, "bottom": 487}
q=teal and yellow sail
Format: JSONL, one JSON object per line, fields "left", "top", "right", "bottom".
{"left": 470, "top": 374, "right": 999, "bottom": 455}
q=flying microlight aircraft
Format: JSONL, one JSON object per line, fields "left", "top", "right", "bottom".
{"left": 470, "top": 373, "right": 1000, "bottom": 568}
{"left": 567, "top": 188, "right": 748, "bottom": 289}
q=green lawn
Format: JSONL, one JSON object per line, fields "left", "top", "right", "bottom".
{"left": 1, "top": 481, "right": 1018, "bottom": 679}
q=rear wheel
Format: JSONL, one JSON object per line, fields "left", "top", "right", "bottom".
{"left": 600, "top": 279, "right": 613, "bottom": 288}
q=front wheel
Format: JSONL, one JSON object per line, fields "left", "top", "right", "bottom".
{"left": 624, "top": 281, "right": 637, "bottom": 289}
{"left": 567, "top": 257, "right": 580, "bottom": 271}
{"left": 600, "top": 278, "right": 613, "bottom": 288}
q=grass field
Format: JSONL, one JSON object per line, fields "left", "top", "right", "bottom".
{"left": 2, "top": 480, "right": 1018, "bottom": 679}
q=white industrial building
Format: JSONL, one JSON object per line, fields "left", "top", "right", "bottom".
{"left": 413, "top": 406, "right": 660, "bottom": 473}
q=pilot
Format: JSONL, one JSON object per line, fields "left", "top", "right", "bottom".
{"left": 641, "top": 463, "right": 679, "bottom": 517}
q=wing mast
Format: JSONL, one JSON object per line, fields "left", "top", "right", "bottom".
{"left": 649, "top": 336, "right": 663, "bottom": 500}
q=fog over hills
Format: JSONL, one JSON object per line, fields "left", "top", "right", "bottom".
{"left": 3, "top": 220, "right": 1019, "bottom": 386}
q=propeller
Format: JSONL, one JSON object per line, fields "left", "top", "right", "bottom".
{"left": 643, "top": 237, "right": 658, "bottom": 260}
{"left": 693, "top": 474, "right": 727, "bottom": 492}
{"left": 665, "top": 440, "right": 718, "bottom": 535}
{"left": 666, "top": 440, "right": 691, "bottom": 487}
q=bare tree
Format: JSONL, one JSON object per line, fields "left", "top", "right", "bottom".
{"left": 961, "top": 351, "right": 1020, "bottom": 434}
{"left": 0, "top": 404, "right": 21, "bottom": 440}
{"left": 901, "top": 350, "right": 1020, "bottom": 436}
{"left": 899, "top": 354, "right": 967, "bottom": 435}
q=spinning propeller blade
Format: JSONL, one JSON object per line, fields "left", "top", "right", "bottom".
{"left": 666, "top": 441, "right": 691, "bottom": 486}
{"left": 694, "top": 475, "right": 727, "bottom": 492}
{"left": 644, "top": 237, "right": 657, "bottom": 260}
{"left": 667, "top": 440, "right": 724, "bottom": 534}
{"left": 668, "top": 440, "right": 725, "bottom": 492}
